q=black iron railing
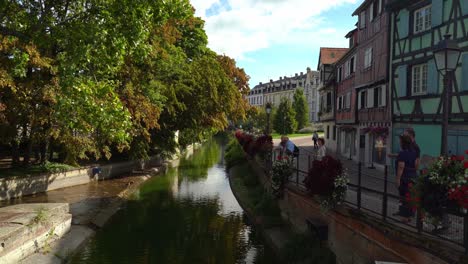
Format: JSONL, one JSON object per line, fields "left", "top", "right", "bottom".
{"left": 270, "top": 149, "right": 468, "bottom": 252}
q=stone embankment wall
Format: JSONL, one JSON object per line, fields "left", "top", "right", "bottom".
{"left": 0, "top": 156, "right": 162, "bottom": 201}
{"left": 282, "top": 187, "right": 449, "bottom": 264}
{"left": 248, "top": 158, "right": 455, "bottom": 264}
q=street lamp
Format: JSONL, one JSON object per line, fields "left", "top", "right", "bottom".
{"left": 433, "top": 34, "right": 462, "bottom": 156}
{"left": 265, "top": 102, "right": 272, "bottom": 135}
{"left": 265, "top": 102, "right": 273, "bottom": 174}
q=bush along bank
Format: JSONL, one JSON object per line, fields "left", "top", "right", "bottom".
{"left": 225, "top": 134, "right": 336, "bottom": 264}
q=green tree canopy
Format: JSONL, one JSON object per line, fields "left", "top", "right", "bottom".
{"left": 0, "top": 0, "right": 250, "bottom": 166}
{"left": 273, "top": 98, "right": 297, "bottom": 135}
{"left": 292, "top": 88, "right": 309, "bottom": 130}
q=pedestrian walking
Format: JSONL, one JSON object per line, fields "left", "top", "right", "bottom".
{"left": 312, "top": 131, "right": 319, "bottom": 149}
{"left": 316, "top": 138, "right": 326, "bottom": 160}
{"left": 394, "top": 134, "right": 418, "bottom": 223}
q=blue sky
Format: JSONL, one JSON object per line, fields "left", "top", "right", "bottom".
{"left": 190, "top": 0, "right": 361, "bottom": 87}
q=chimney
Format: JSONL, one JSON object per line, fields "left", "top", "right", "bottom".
{"left": 295, "top": 73, "right": 298, "bottom": 77}
{"left": 260, "top": 82, "right": 262, "bottom": 85}
{"left": 270, "top": 79, "right": 273, "bottom": 83}
{"left": 301, "top": 72, "right": 303, "bottom": 75}
{"left": 280, "top": 77, "right": 283, "bottom": 80}
{"left": 284, "top": 76, "right": 287, "bottom": 79}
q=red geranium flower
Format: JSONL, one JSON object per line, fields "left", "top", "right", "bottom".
{"left": 464, "top": 161, "right": 468, "bottom": 169}
{"left": 465, "top": 150, "right": 468, "bottom": 155}
{"left": 457, "top": 155, "right": 465, "bottom": 161}
{"left": 451, "top": 155, "right": 457, "bottom": 161}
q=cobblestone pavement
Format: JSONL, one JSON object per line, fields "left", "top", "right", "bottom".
{"left": 273, "top": 136, "right": 464, "bottom": 245}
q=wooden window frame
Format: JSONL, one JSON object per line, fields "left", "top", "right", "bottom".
{"left": 414, "top": 5, "right": 432, "bottom": 34}
{"left": 412, "top": 63, "right": 428, "bottom": 95}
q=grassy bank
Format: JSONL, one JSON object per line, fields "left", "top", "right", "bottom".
{"left": 271, "top": 132, "right": 324, "bottom": 140}
{"left": 228, "top": 159, "right": 336, "bottom": 264}
{"left": 229, "top": 163, "right": 283, "bottom": 227}
{"left": 0, "top": 162, "right": 77, "bottom": 178}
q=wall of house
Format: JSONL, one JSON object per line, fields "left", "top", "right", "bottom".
{"left": 355, "top": 0, "right": 389, "bottom": 87}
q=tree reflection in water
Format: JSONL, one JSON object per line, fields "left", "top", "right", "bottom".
{"left": 70, "top": 140, "right": 276, "bottom": 264}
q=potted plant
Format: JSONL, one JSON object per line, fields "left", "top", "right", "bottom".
{"left": 271, "top": 157, "right": 293, "bottom": 198}
{"left": 303, "top": 155, "right": 349, "bottom": 210}
{"left": 409, "top": 151, "right": 468, "bottom": 228}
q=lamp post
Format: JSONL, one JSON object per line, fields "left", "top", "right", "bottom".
{"left": 265, "top": 102, "right": 272, "bottom": 135}
{"left": 433, "top": 34, "right": 462, "bottom": 156}
{"left": 265, "top": 102, "right": 273, "bottom": 173}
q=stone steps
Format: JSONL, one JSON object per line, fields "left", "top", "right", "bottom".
{"left": 0, "top": 203, "right": 71, "bottom": 264}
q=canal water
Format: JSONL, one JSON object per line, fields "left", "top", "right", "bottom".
{"left": 70, "top": 139, "right": 277, "bottom": 264}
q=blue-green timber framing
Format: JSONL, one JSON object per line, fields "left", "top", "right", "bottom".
{"left": 388, "top": 0, "right": 468, "bottom": 158}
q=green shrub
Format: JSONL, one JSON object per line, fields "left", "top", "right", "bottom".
{"left": 249, "top": 185, "right": 265, "bottom": 204}
{"left": 225, "top": 138, "right": 246, "bottom": 169}
{"left": 41, "top": 162, "right": 76, "bottom": 173}
{"left": 254, "top": 192, "right": 281, "bottom": 217}
{"left": 243, "top": 172, "right": 259, "bottom": 187}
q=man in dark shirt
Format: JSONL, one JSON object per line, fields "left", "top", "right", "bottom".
{"left": 404, "top": 128, "right": 420, "bottom": 171}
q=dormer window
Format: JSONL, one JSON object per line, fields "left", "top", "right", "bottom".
{"left": 360, "top": 11, "right": 366, "bottom": 28}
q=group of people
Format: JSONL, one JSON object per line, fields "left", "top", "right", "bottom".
{"left": 389, "top": 128, "right": 420, "bottom": 223}
{"left": 277, "top": 132, "right": 327, "bottom": 161}
{"left": 278, "top": 128, "right": 420, "bottom": 223}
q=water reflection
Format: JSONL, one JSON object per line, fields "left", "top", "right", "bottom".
{"left": 71, "top": 140, "right": 276, "bottom": 264}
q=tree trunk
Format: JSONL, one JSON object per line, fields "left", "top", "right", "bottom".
{"left": 40, "top": 139, "right": 48, "bottom": 164}
{"left": 11, "top": 140, "right": 20, "bottom": 166}
{"left": 23, "top": 138, "right": 32, "bottom": 166}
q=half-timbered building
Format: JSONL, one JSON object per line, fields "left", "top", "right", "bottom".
{"left": 388, "top": 0, "right": 468, "bottom": 159}
{"left": 335, "top": 29, "right": 359, "bottom": 160}
{"left": 318, "top": 47, "right": 349, "bottom": 153}
{"left": 353, "top": 0, "right": 392, "bottom": 169}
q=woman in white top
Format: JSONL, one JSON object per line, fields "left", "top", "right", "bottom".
{"left": 316, "top": 138, "right": 326, "bottom": 160}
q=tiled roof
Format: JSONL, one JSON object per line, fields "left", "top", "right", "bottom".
{"left": 319, "top": 47, "right": 349, "bottom": 65}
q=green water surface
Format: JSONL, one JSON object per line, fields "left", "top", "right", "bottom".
{"left": 70, "top": 140, "right": 277, "bottom": 264}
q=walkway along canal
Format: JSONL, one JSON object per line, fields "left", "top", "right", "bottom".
{"left": 70, "top": 139, "right": 277, "bottom": 263}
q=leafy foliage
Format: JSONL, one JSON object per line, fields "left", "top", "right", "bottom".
{"left": 273, "top": 98, "right": 297, "bottom": 135}
{"left": 304, "top": 155, "right": 348, "bottom": 210}
{"left": 410, "top": 154, "right": 468, "bottom": 220}
{"left": 224, "top": 138, "right": 246, "bottom": 169}
{"left": 0, "top": 0, "right": 249, "bottom": 167}
{"left": 292, "top": 88, "right": 309, "bottom": 130}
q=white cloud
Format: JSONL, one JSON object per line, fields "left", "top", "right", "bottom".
{"left": 190, "top": 0, "right": 358, "bottom": 60}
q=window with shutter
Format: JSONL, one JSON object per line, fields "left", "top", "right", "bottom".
{"left": 360, "top": 11, "right": 366, "bottom": 28}
{"left": 427, "top": 59, "right": 439, "bottom": 94}
{"left": 367, "top": 88, "right": 374, "bottom": 108}
{"left": 412, "top": 63, "right": 428, "bottom": 95}
{"left": 360, "top": 91, "right": 367, "bottom": 109}
{"left": 380, "top": 85, "right": 387, "bottom": 106}
{"left": 461, "top": 54, "right": 468, "bottom": 92}
{"left": 346, "top": 92, "right": 351, "bottom": 109}
{"left": 374, "top": 87, "right": 380, "bottom": 108}
{"left": 398, "top": 9, "right": 410, "bottom": 38}
{"left": 397, "top": 65, "right": 408, "bottom": 97}
{"left": 414, "top": 5, "right": 432, "bottom": 33}
{"left": 350, "top": 56, "right": 356, "bottom": 74}
{"left": 358, "top": 91, "right": 362, "bottom": 109}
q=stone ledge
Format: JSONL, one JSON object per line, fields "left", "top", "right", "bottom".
{"left": 0, "top": 203, "right": 72, "bottom": 264}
